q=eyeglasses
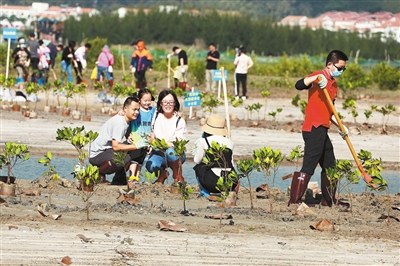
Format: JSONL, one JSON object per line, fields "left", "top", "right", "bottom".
{"left": 333, "top": 64, "right": 346, "bottom": 72}
{"left": 161, "top": 101, "right": 175, "bottom": 106}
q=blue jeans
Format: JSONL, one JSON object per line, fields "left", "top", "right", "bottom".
{"left": 145, "top": 148, "right": 186, "bottom": 175}
{"left": 97, "top": 66, "right": 113, "bottom": 81}
{"left": 61, "top": 61, "right": 73, "bottom": 83}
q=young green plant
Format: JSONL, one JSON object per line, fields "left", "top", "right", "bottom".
{"left": 177, "top": 181, "right": 193, "bottom": 215}
{"left": 236, "top": 159, "right": 257, "bottom": 209}
{"left": 38, "top": 151, "right": 59, "bottom": 205}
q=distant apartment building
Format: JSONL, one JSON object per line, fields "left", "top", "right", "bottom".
{"left": 279, "top": 11, "right": 400, "bottom": 43}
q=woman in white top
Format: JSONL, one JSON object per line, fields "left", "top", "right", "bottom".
{"left": 234, "top": 46, "right": 253, "bottom": 100}
{"left": 193, "top": 114, "right": 238, "bottom": 197}
{"left": 146, "top": 90, "right": 187, "bottom": 183}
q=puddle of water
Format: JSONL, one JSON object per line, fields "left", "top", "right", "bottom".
{"left": 3, "top": 157, "right": 399, "bottom": 194}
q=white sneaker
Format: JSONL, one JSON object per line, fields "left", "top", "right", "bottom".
{"left": 241, "top": 96, "right": 247, "bottom": 100}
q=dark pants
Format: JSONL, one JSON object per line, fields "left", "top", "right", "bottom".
{"left": 30, "top": 58, "right": 40, "bottom": 83}
{"left": 135, "top": 70, "right": 147, "bottom": 87}
{"left": 89, "top": 149, "right": 131, "bottom": 173}
{"left": 235, "top": 73, "right": 247, "bottom": 96}
{"left": 74, "top": 61, "right": 83, "bottom": 84}
{"left": 300, "top": 126, "right": 335, "bottom": 175}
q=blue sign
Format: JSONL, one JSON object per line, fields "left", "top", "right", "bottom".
{"left": 212, "top": 70, "right": 228, "bottom": 81}
{"left": 2, "top": 28, "right": 17, "bottom": 39}
{"left": 184, "top": 90, "right": 201, "bottom": 107}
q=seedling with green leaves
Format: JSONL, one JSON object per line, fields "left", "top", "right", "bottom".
{"left": 74, "top": 164, "right": 100, "bottom": 220}
{"left": 56, "top": 126, "right": 99, "bottom": 167}
{"left": 63, "top": 82, "right": 75, "bottom": 109}
{"left": 326, "top": 160, "right": 360, "bottom": 211}
{"left": 236, "top": 159, "right": 257, "bottom": 209}
{"left": 170, "top": 138, "right": 189, "bottom": 185}
{"left": 291, "top": 94, "right": 307, "bottom": 118}
{"left": 26, "top": 82, "right": 40, "bottom": 111}
{"left": 364, "top": 110, "right": 373, "bottom": 124}
{"left": 270, "top": 149, "right": 284, "bottom": 187}
{"left": 253, "top": 147, "right": 274, "bottom": 186}
{"left": 53, "top": 80, "right": 63, "bottom": 107}
{"left": 286, "top": 145, "right": 304, "bottom": 170}
{"left": 0, "top": 142, "right": 30, "bottom": 185}
{"left": 371, "top": 104, "right": 397, "bottom": 133}
{"left": 38, "top": 151, "right": 59, "bottom": 205}
{"left": 201, "top": 93, "right": 222, "bottom": 115}
{"left": 177, "top": 181, "right": 193, "bottom": 215}
{"left": 261, "top": 90, "right": 270, "bottom": 120}
{"left": 113, "top": 150, "right": 131, "bottom": 192}
{"left": 342, "top": 97, "right": 358, "bottom": 124}
{"left": 267, "top": 108, "right": 283, "bottom": 121}
{"left": 204, "top": 141, "right": 239, "bottom": 228}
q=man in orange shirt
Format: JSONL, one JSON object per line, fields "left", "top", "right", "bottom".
{"left": 130, "top": 40, "right": 153, "bottom": 90}
{"left": 288, "top": 50, "right": 349, "bottom": 208}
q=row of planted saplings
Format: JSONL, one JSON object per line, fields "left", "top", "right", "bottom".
{"left": 0, "top": 74, "right": 139, "bottom": 121}
{"left": 0, "top": 125, "right": 387, "bottom": 223}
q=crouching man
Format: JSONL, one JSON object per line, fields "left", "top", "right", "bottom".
{"left": 89, "top": 96, "right": 148, "bottom": 185}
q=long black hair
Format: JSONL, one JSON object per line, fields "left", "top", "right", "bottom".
{"left": 156, "top": 89, "right": 180, "bottom": 113}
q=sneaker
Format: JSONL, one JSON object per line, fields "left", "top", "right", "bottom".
{"left": 241, "top": 96, "right": 247, "bottom": 100}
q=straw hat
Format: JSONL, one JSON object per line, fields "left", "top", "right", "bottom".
{"left": 201, "top": 114, "right": 227, "bottom": 136}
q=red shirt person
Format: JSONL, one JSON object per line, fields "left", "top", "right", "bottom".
{"left": 288, "top": 50, "right": 349, "bottom": 208}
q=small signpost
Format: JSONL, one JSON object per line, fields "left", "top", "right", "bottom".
{"left": 183, "top": 89, "right": 201, "bottom": 118}
{"left": 212, "top": 69, "right": 228, "bottom": 99}
{"left": 2, "top": 28, "right": 18, "bottom": 79}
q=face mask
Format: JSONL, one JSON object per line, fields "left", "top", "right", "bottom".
{"left": 331, "top": 66, "right": 343, "bottom": 77}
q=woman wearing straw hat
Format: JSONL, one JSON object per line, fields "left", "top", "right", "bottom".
{"left": 193, "top": 114, "right": 238, "bottom": 197}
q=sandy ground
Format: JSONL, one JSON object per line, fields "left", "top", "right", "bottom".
{"left": 0, "top": 90, "right": 400, "bottom": 265}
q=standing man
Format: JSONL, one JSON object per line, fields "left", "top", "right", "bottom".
{"left": 233, "top": 47, "right": 253, "bottom": 100}
{"left": 130, "top": 40, "right": 152, "bottom": 90}
{"left": 74, "top": 43, "right": 92, "bottom": 84}
{"left": 288, "top": 50, "right": 349, "bottom": 208}
{"left": 168, "top": 46, "right": 188, "bottom": 89}
{"left": 26, "top": 33, "right": 40, "bottom": 83}
{"left": 89, "top": 96, "right": 149, "bottom": 185}
{"left": 61, "top": 41, "right": 76, "bottom": 84}
{"left": 205, "top": 43, "right": 220, "bottom": 93}
{"left": 47, "top": 40, "right": 59, "bottom": 81}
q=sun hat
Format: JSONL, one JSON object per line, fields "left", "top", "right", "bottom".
{"left": 201, "top": 114, "right": 227, "bottom": 136}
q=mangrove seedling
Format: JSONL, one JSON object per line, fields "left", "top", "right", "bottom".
{"left": 204, "top": 141, "right": 239, "bottom": 228}
{"left": 0, "top": 142, "right": 30, "bottom": 185}
{"left": 236, "top": 159, "right": 257, "bottom": 209}
{"left": 372, "top": 104, "right": 397, "bottom": 133}
{"left": 177, "top": 181, "right": 193, "bottom": 215}
{"left": 267, "top": 108, "right": 283, "bottom": 121}
{"left": 286, "top": 145, "right": 304, "bottom": 170}
{"left": 56, "top": 126, "right": 99, "bottom": 167}
{"left": 364, "top": 110, "right": 373, "bottom": 124}
{"left": 113, "top": 150, "right": 131, "bottom": 192}
{"left": 342, "top": 97, "right": 358, "bottom": 124}
{"left": 38, "top": 151, "right": 59, "bottom": 205}
{"left": 73, "top": 164, "right": 100, "bottom": 220}
{"left": 253, "top": 147, "right": 274, "bottom": 186}
{"left": 271, "top": 149, "right": 284, "bottom": 187}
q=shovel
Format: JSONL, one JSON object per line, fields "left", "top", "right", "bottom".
{"left": 318, "top": 75, "right": 375, "bottom": 187}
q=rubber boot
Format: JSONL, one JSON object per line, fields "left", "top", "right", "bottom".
{"left": 288, "top": 172, "right": 312, "bottom": 206}
{"left": 97, "top": 160, "right": 119, "bottom": 184}
{"left": 169, "top": 159, "right": 185, "bottom": 182}
{"left": 320, "top": 171, "right": 350, "bottom": 208}
{"left": 108, "top": 79, "right": 114, "bottom": 89}
{"left": 153, "top": 168, "right": 169, "bottom": 184}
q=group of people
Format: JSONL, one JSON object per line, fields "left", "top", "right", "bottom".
{"left": 89, "top": 49, "right": 351, "bottom": 209}
{"left": 88, "top": 87, "right": 238, "bottom": 197}
{"left": 12, "top": 33, "right": 61, "bottom": 89}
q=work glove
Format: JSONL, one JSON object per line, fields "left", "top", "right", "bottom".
{"left": 318, "top": 75, "right": 328, "bottom": 89}
{"left": 108, "top": 65, "right": 113, "bottom": 73}
{"left": 25, "top": 61, "right": 30, "bottom": 67}
{"left": 131, "top": 67, "right": 136, "bottom": 73}
{"left": 338, "top": 124, "right": 349, "bottom": 139}
{"left": 135, "top": 138, "right": 149, "bottom": 149}
{"left": 180, "top": 67, "right": 186, "bottom": 73}
{"left": 82, "top": 61, "right": 87, "bottom": 69}
{"left": 73, "top": 61, "right": 78, "bottom": 68}
{"left": 67, "top": 54, "right": 73, "bottom": 58}
{"left": 167, "top": 54, "right": 172, "bottom": 59}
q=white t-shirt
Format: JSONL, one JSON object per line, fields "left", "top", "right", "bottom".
{"left": 89, "top": 115, "right": 129, "bottom": 158}
{"left": 152, "top": 113, "right": 187, "bottom": 142}
{"left": 234, "top": 54, "right": 254, "bottom": 74}
{"left": 193, "top": 135, "right": 234, "bottom": 164}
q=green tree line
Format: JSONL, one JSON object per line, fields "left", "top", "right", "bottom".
{"left": 63, "top": 9, "right": 399, "bottom": 60}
